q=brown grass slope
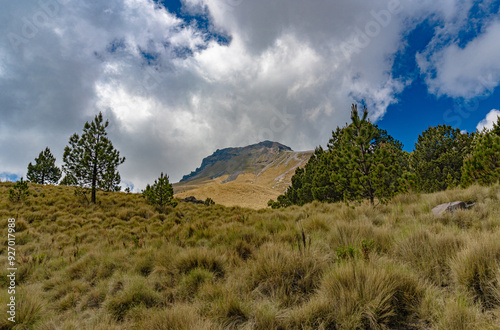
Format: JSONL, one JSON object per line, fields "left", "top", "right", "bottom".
{"left": 174, "top": 147, "right": 313, "bottom": 209}
{"left": 1, "top": 182, "right": 500, "bottom": 328}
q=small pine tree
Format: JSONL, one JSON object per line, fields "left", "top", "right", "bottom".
{"left": 204, "top": 197, "right": 215, "bottom": 206}
{"left": 9, "top": 177, "right": 30, "bottom": 203}
{"left": 63, "top": 112, "right": 125, "bottom": 203}
{"left": 142, "top": 173, "right": 177, "bottom": 208}
{"left": 27, "top": 147, "right": 62, "bottom": 184}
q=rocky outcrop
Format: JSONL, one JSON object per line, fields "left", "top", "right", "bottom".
{"left": 432, "top": 201, "right": 475, "bottom": 215}
{"left": 180, "top": 196, "right": 205, "bottom": 204}
{"left": 180, "top": 141, "right": 293, "bottom": 183}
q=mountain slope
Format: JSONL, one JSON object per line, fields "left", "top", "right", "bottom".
{"left": 173, "top": 141, "right": 313, "bottom": 209}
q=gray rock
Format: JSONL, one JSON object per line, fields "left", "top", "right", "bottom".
{"left": 180, "top": 196, "right": 205, "bottom": 204}
{"left": 432, "top": 201, "right": 475, "bottom": 216}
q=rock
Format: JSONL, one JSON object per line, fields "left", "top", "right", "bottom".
{"left": 180, "top": 196, "right": 205, "bottom": 204}
{"left": 432, "top": 201, "right": 475, "bottom": 216}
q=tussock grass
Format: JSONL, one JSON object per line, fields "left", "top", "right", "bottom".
{"left": 0, "top": 285, "right": 45, "bottom": 328}
{"left": 395, "top": 230, "right": 464, "bottom": 287}
{"left": 105, "top": 274, "right": 161, "bottom": 321}
{"left": 1, "top": 182, "right": 500, "bottom": 327}
{"left": 286, "top": 259, "right": 426, "bottom": 329}
{"left": 237, "top": 242, "right": 324, "bottom": 307}
{"left": 451, "top": 234, "right": 500, "bottom": 309}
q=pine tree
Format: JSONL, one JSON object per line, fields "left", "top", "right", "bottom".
{"left": 462, "top": 117, "right": 500, "bottom": 186}
{"left": 411, "top": 124, "right": 472, "bottom": 192}
{"left": 142, "top": 172, "right": 177, "bottom": 208}
{"left": 27, "top": 147, "right": 62, "bottom": 184}
{"left": 332, "top": 104, "right": 401, "bottom": 205}
{"left": 274, "top": 104, "right": 404, "bottom": 208}
{"left": 62, "top": 112, "right": 125, "bottom": 203}
{"left": 9, "top": 177, "right": 30, "bottom": 203}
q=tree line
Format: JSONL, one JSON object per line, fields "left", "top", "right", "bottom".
{"left": 22, "top": 112, "right": 175, "bottom": 206}
{"left": 269, "top": 104, "right": 500, "bottom": 208}
{"left": 19, "top": 105, "right": 500, "bottom": 209}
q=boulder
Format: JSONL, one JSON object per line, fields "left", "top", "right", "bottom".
{"left": 180, "top": 196, "right": 205, "bottom": 204}
{"left": 432, "top": 201, "right": 474, "bottom": 216}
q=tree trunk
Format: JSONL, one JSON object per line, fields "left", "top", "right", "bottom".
{"left": 91, "top": 162, "right": 97, "bottom": 203}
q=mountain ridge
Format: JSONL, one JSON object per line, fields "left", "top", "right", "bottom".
{"left": 173, "top": 141, "right": 312, "bottom": 209}
{"left": 179, "top": 141, "right": 292, "bottom": 183}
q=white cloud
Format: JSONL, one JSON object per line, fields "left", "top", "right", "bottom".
{"left": 1, "top": 0, "right": 498, "bottom": 190}
{"left": 477, "top": 109, "right": 500, "bottom": 132}
{"left": 418, "top": 14, "right": 500, "bottom": 98}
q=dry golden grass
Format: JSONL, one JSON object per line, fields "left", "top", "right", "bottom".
{"left": 1, "top": 182, "right": 500, "bottom": 328}
{"left": 174, "top": 174, "right": 282, "bottom": 209}
{"left": 174, "top": 150, "right": 313, "bottom": 209}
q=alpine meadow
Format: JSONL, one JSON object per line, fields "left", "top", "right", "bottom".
{"left": 2, "top": 105, "right": 500, "bottom": 328}
{"left": 2, "top": 0, "right": 500, "bottom": 329}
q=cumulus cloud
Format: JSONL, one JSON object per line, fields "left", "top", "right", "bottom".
{"left": 477, "top": 109, "right": 500, "bottom": 132}
{"left": 417, "top": 2, "right": 500, "bottom": 98}
{"left": 0, "top": 0, "right": 498, "bottom": 190}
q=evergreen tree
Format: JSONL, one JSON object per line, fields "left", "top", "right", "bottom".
{"left": 274, "top": 104, "right": 404, "bottom": 207}
{"left": 27, "top": 147, "right": 61, "bottom": 184}
{"left": 60, "top": 174, "right": 78, "bottom": 186}
{"left": 62, "top": 112, "right": 125, "bottom": 203}
{"left": 462, "top": 117, "right": 500, "bottom": 186}
{"left": 332, "top": 104, "right": 402, "bottom": 205}
{"left": 411, "top": 124, "right": 472, "bottom": 192}
{"left": 142, "top": 172, "right": 177, "bottom": 208}
{"left": 9, "top": 177, "right": 30, "bottom": 203}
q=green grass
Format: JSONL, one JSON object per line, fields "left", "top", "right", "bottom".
{"left": 1, "top": 182, "right": 500, "bottom": 328}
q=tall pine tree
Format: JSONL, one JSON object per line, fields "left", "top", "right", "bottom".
{"left": 27, "top": 147, "right": 62, "bottom": 184}
{"left": 273, "top": 104, "right": 404, "bottom": 207}
{"left": 462, "top": 116, "right": 500, "bottom": 186}
{"left": 411, "top": 124, "right": 471, "bottom": 192}
{"left": 332, "top": 104, "right": 402, "bottom": 205}
{"left": 63, "top": 112, "right": 125, "bottom": 203}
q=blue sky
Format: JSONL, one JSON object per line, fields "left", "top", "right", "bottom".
{"left": 1, "top": 0, "right": 500, "bottom": 187}
{"left": 378, "top": 5, "right": 500, "bottom": 150}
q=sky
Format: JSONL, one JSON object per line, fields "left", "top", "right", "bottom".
{"left": 1, "top": 0, "right": 500, "bottom": 190}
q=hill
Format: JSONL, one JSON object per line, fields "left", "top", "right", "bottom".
{"left": 173, "top": 141, "right": 313, "bottom": 208}
{"left": 1, "top": 182, "right": 500, "bottom": 328}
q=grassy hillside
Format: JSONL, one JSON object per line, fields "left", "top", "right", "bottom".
{"left": 174, "top": 150, "right": 313, "bottom": 209}
{"left": 1, "top": 182, "right": 500, "bottom": 329}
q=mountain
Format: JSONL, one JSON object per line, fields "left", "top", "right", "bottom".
{"left": 173, "top": 141, "right": 313, "bottom": 209}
